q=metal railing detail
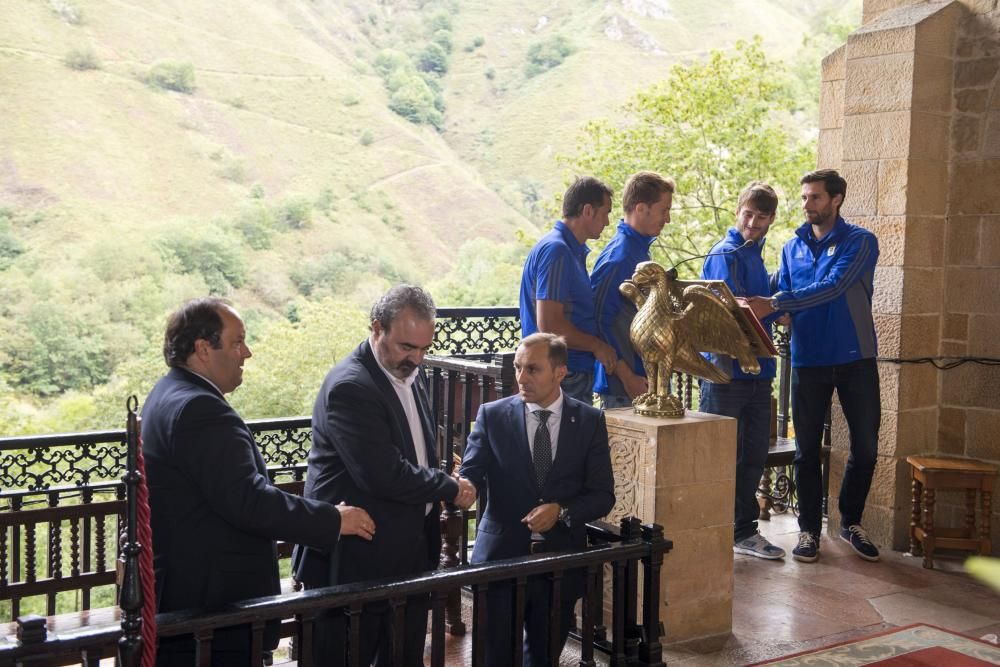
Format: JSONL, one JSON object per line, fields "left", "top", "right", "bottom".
{"left": 432, "top": 306, "right": 520, "bottom": 355}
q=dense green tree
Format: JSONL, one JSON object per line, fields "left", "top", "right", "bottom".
{"left": 0, "top": 224, "right": 23, "bottom": 270}
{"left": 389, "top": 75, "right": 444, "bottom": 127}
{"left": 417, "top": 42, "right": 449, "bottom": 74}
{"left": 428, "top": 237, "right": 532, "bottom": 306}
{"left": 145, "top": 60, "right": 196, "bottom": 93}
{"left": 1, "top": 304, "right": 113, "bottom": 396}
{"left": 375, "top": 49, "right": 445, "bottom": 126}
{"left": 156, "top": 224, "right": 245, "bottom": 293}
{"left": 230, "top": 299, "right": 369, "bottom": 419}
{"left": 525, "top": 35, "right": 575, "bottom": 78}
{"left": 563, "top": 37, "right": 815, "bottom": 275}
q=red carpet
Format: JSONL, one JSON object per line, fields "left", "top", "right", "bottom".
{"left": 753, "top": 624, "right": 1000, "bottom": 666}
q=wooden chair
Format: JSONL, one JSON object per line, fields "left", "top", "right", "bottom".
{"left": 906, "top": 455, "right": 997, "bottom": 569}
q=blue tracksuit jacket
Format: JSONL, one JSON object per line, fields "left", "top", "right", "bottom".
{"left": 773, "top": 217, "right": 879, "bottom": 368}
{"left": 701, "top": 228, "right": 777, "bottom": 380}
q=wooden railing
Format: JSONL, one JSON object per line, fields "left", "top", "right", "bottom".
{"left": 1, "top": 519, "right": 672, "bottom": 667}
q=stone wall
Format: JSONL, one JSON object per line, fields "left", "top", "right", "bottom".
{"left": 817, "top": 0, "right": 999, "bottom": 553}
{"left": 939, "top": 0, "right": 1000, "bottom": 550}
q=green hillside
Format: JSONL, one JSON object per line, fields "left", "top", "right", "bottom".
{"left": 0, "top": 0, "right": 859, "bottom": 430}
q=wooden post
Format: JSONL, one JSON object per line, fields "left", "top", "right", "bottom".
{"left": 638, "top": 524, "right": 668, "bottom": 667}
{"left": 118, "top": 396, "right": 143, "bottom": 667}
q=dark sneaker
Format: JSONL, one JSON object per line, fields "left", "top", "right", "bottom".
{"left": 792, "top": 532, "right": 820, "bottom": 563}
{"left": 841, "top": 524, "right": 880, "bottom": 562}
{"left": 734, "top": 533, "right": 786, "bottom": 560}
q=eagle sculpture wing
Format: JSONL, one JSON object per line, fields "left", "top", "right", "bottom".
{"left": 676, "top": 284, "right": 761, "bottom": 376}
{"left": 673, "top": 341, "right": 731, "bottom": 383}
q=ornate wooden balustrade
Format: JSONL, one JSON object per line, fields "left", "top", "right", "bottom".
{"left": 1, "top": 518, "right": 672, "bottom": 667}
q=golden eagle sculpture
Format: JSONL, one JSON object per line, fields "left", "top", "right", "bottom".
{"left": 621, "top": 261, "right": 765, "bottom": 417}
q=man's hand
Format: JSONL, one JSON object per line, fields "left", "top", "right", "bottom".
{"left": 453, "top": 476, "right": 477, "bottom": 509}
{"left": 521, "top": 503, "right": 560, "bottom": 533}
{"left": 592, "top": 340, "right": 618, "bottom": 374}
{"left": 747, "top": 296, "right": 776, "bottom": 321}
{"left": 615, "top": 364, "right": 647, "bottom": 399}
{"left": 776, "top": 313, "right": 792, "bottom": 327}
{"left": 337, "top": 502, "right": 375, "bottom": 541}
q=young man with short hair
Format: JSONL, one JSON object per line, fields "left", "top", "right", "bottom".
{"left": 699, "top": 182, "right": 785, "bottom": 560}
{"left": 591, "top": 171, "right": 675, "bottom": 408}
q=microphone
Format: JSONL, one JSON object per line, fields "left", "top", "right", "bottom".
{"left": 666, "top": 240, "right": 753, "bottom": 277}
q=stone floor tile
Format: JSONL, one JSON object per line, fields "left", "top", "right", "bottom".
{"left": 760, "top": 581, "right": 886, "bottom": 626}
{"left": 731, "top": 595, "right": 857, "bottom": 642}
{"left": 906, "top": 580, "right": 1000, "bottom": 620}
{"left": 867, "top": 591, "right": 999, "bottom": 631}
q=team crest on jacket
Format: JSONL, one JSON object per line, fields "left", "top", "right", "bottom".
{"left": 827, "top": 245, "right": 836, "bottom": 256}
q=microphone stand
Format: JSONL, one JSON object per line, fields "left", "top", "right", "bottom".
{"left": 664, "top": 239, "right": 753, "bottom": 279}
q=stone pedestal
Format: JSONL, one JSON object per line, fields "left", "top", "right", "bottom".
{"left": 604, "top": 408, "right": 736, "bottom": 643}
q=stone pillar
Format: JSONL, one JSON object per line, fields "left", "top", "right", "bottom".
{"left": 939, "top": 1, "right": 1000, "bottom": 554}
{"left": 816, "top": 1, "right": 963, "bottom": 549}
{"left": 604, "top": 408, "right": 736, "bottom": 643}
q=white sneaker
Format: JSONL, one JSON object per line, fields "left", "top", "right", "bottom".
{"left": 733, "top": 533, "right": 786, "bottom": 560}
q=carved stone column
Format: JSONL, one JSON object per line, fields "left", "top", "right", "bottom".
{"left": 604, "top": 408, "right": 736, "bottom": 643}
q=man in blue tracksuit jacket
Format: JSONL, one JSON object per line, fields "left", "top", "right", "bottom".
{"left": 591, "top": 171, "right": 675, "bottom": 408}
{"left": 699, "top": 182, "right": 785, "bottom": 561}
{"left": 749, "top": 169, "right": 881, "bottom": 565}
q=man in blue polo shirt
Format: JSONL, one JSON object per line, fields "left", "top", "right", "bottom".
{"left": 699, "top": 181, "right": 785, "bottom": 560}
{"left": 520, "top": 176, "right": 618, "bottom": 403}
{"left": 750, "top": 169, "right": 881, "bottom": 565}
{"left": 591, "top": 171, "right": 675, "bottom": 408}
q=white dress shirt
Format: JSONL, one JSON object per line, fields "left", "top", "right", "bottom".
{"left": 524, "top": 391, "right": 564, "bottom": 463}
{"left": 373, "top": 343, "right": 433, "bottom": 515}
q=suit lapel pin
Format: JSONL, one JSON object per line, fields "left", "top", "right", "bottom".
{"left": 570, "top": 416, "right": 575, "bottom": 423}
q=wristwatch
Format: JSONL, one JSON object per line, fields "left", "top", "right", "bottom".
{"left": 769, "top": 296, "right": 780, "bottom": 312}
{"left": 558, "top": 504, "right": 570, "bottom": 524}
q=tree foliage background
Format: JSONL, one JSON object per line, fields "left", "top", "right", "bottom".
{"left": 562, "top": 38, "right": 815, "bottom": 276}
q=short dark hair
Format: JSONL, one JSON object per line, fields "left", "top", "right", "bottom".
{"left": 801, "top": 169, "right": 847, "bottom": 203}
{"left": 519, "top": 332, "right": 568, "bottom": 369}
{"left": 623, "top": 171, "right": 675, "bottom": 214}
{"left": 370, "top": 284, "right": 436, "bottom": 332}
{"left": 163, "top": 298, "right": 229, "bottom": 368}
{"left": 562, "top": 176, "right": 613, "bottom": 219}
{"left": 737, "top": 181, "right": 779, "bottom": 216}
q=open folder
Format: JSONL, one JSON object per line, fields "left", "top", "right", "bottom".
{"left": 733, "top": 297, "right": 778, "bottom": 357}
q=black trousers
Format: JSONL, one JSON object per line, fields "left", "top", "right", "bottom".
{"left": 484, "top": 570, "right": 583, "bottom": 667}
{"left": 310, "top": 594, "right": 430, "bottom": 666}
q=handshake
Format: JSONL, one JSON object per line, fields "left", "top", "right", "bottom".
{"left": 452, "top": 473, "right": 477, "bottom": 510}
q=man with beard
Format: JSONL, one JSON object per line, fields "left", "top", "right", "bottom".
{"left": 749, "top": 169, "right": 881, "bottom": 565}
{"left": 293, "top": 284, "right": 476, "bottom": 666}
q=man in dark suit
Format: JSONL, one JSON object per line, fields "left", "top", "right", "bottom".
{"left": 142, "top": 297, "right": 374, "bottom": 666}
{"left": 293, "top": 284, "right": 476, "bottom": 666}
{"left": 459, "top": 332, "right": 615, "bottom": 667}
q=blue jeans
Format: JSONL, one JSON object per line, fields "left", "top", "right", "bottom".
{"left": 561, "top": 370, "right": 594, "bottom": 405}
{"left": 792, "top": 358, "right": 880, "bottom": 535}
{"left": 699, "top": 379, "right": 773, "bottom": 541}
